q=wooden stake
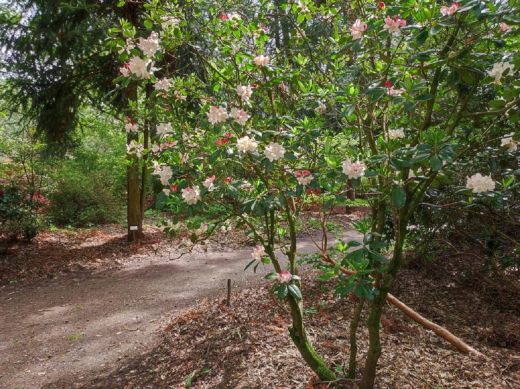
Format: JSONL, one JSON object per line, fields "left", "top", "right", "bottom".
{"left": 226, "top": 279, "right": 231, "bottom": 307}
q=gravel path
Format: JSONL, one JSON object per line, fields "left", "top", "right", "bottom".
{"left": 0, "top": 232, "right": 361, "bottom": 388}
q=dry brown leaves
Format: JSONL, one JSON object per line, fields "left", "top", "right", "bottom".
{"left": 81, "top": 268, "right": 520, "bottom": 388}
{"left": 0, "top": 224, "right": 165, "bottom": 283}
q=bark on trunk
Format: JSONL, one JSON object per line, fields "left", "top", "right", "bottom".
{"left": 286, "top": 294, "right": 336, "bottom": 381}
{"left": 123, "top": 3, "right": 143, "bottom": 243}
{"left": 127, "top": 137, "right": 141, "bottom": 242}
{"left": 347, "top": 179, "right": 356, "bottom": 201}
{"left": 360, "top": 295, "right": 385, "bottom": 389}
{"left": 139, "top": 85, "right": 153, "bottom": 229}
{"left": 348, "top": 298, "right": 365, "bottom": 378}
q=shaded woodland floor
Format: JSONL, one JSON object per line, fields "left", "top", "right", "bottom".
{"left": 0, "top": 222, "right": 360, "bottom": 388}
{"left": 1, "top": 216, "right": 518, "bottom": 388}
{"left": 59, "top": 260, "right": 519, "bottom": 388}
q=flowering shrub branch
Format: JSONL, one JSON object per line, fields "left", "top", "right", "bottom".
{"left": 110, "top": 0, "right": 519, "bottom": 386}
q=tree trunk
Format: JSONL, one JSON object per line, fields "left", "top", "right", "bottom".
{"left": 127, "top": 132, "right": 142, "bottom": 242}
{"left": 286, "top": 294, "right": 336, "bottom": 381}
{"left": 361, "top": 222, "right": 406, "bottom": 388}
{"left": 347, "top": 179, "right": 356, "bottom": 201}
{"left": 123, "top": 2, "right": 143, "bottom": 243}
{"left": 125, "top": 81, "right": 142, "bottom": 242}
{"left": 359, "top": 295, "right": 385, "bottom": 388}
{"left": 348, "top": 298, "right": 365, "bottom": 378}
{"left": 139, "top": 84, "right": 153, "bottom": 230}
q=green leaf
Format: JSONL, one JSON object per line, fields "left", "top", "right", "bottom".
{"left": 391, "top": 186, "right": 406, "bottom": 209}
{"left": 346, "top": 248, "right": 365, "bottom": 263}
{"left": 366, "top": 87, "right": 386, "bottom": 101}
{"left": 458, "top": 68, "right": 480, "bottom": 85}
{"left": 430, "top": 155, "right": 442, "bottom": 171}
{"left": 288, "top": 284, "right": 302, "bottom": 300}
{"left": 415, "top": 28, "right": 429, "bottom": 45}
{"left": 354, "top": 283, "right": 374, "bottom": 300}
{"left": 415, "top": 93, "right": 434, "bottom": 101}
{"left": 143, "top": 19, "right": 153, "bottom": 29}
{"left": 264, "top": 272, "right": 278, "bottom": 280}
{"left": 277, "top": 284, "right": 288, "bottom": 299}
{"left": 368, "top": 250, "right": 387, "bottom": 263}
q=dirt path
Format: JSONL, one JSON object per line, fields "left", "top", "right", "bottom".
{"left": 0, "top": 232, "right": 360, "bottom": 389}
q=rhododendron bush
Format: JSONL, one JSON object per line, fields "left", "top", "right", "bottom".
{"left": 110, "top": 0, "right": 519, "bottom": 386}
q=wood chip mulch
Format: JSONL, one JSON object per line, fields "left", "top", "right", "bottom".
{"left": 79, "top": 266, "right": 520, "bottom": 389}
{"left": 0, "top": 225, "right": 165, "bottom": 283}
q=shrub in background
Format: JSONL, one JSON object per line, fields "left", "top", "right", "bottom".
{"left": 48, "top": 173, "right": 122, "bottom": 227}
{"left": 46, "top": 110, "right": 127, "bottom": 227}
{"left": 0, "top": 184, "right": 43, "bottom": 241}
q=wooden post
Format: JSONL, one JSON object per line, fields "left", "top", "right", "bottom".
{"left": 226, "top": 279, "right": 231, "bottom": 307}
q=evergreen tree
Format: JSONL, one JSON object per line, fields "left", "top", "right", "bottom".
{"left": 0, "top": 0, "right": 122, "bottom": 148}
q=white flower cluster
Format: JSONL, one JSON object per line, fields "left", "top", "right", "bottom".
{"left": 207, "top": 106, "right": 249, "bottom": 126}
{"left": 125, "top": 122, "right": 139, "bottom": 133}
{"left": 264, "top": 142, "right": 286, "bottom": 162}
{"left": 466, "top": 173, "right": 495, "bottom": 193}
{"left": 203, "top": 175, "right": 216, "bottom": 191}
{"left": 156, "top": 123, "right": 173, "bottom": 137}
{"left": 207, "top": 106, "right": 228, "bottom": 124}
{"left": 161, "top": 16, "right": 180, "bottom": 30}
{"left": 154, "top": 78, "right": 171, "bottom": 91}
{"left": 119, "top": 32, "right": 161, "bottom": 80}
{"left": 127, "top": 56, "right": 151, "bottom": 79}
{"left": 237, "top": 136, "right": 258, "bottom": 154}
{"left": 501, "top": 133, "right": 517, "bottom": 152}
{"left": 236, "top": 85, "right": 253, "bottom": 103}
{"left": 488, "top": 62, "right": 514, "bottom": 85}
{"left": 152, "top": 162, "right": 173, "bottom": 186}
{"left": 127, "top": 140, "right": 144, "bottom": 158}
{"left": 138, "top": 32, "right": 160, "bottom": 58}
{"left": 342, "top": 158, "right": 366, "bottom": 179}
{"left": 230, "top": 108, "right": 250, "bottom": 126}
{"left": 182, "top": 186, "right": 201, "bottom": 205}
{"left": 253, "top": 55, "right": 269, "bottom": 67}
{"left": 351, "top": 19, "right": 367, "bottom": 40}
{"left": 388, "top": 128, "right": 405, "bottom": 140}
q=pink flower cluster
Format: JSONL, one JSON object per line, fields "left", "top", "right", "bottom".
{"left": 294, "top": 170, "right": 313, "bottom": 186}
{"left": 440, "top": 2, "right": 460, "bottom": 16}
{"left": 277, "top": 270, "right": 293, "bottom": 284}
{"left": 351, "top": 19, "right": 368, "bottom": 40}
{"left": 383, "top": 16, "right": 406, "bottom": 34}
{"left": 216, "top": 132, "right": 233, "bottom": 146}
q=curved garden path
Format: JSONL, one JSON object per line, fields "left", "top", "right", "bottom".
{"left": 0, "top": 231, "right": 361, "bottom": 388}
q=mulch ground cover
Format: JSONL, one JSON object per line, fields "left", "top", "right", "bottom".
{"left": 77, "top": 260, "right": 520, "bottom": 388}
